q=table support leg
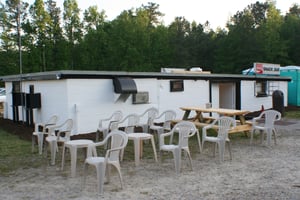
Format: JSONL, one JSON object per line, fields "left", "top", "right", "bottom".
{"left": 134, "top": 138, "right": 140, "bottom": 166}
{"left": 150, "top": 137, "right": 158, "bottom": 162}
{"left": 70, "top": 146, "right": 77, "bottom": 177}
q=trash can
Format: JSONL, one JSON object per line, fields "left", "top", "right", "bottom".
{"left": 272, "top": 90, "right": 284, "bottom": 117}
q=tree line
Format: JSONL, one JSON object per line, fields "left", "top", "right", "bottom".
{"left": 0, "top": 0, "right": 299, "bottom": 76}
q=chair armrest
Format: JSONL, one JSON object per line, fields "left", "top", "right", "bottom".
{"left": 87, "top": 140, "right": 107, "bottom": 157}
{"left": 159, "top": 130, "right": 173, "bottom": 146}
{"left": 252, "top": 116, "right": 261, "bottom": 125}
{"left": 98, "top": 116, "right": 113, "bottom": 129}
{"left": 187, "top": 129, "right": 198, "bottom": 138}
{"left": 202, "top": 124, "right": 213, "bottom": 131}
{"left": 87, "top": 143, "right": 97, "bottom": 157}
{"left": 109, "top": 121, "right": 119, "bottom": 131}
{"left": 105, "top": 145, "right": 126, "bottom": 160}
{"left": 57, "top": 130, "right": 71, "bottom": 140}
{"left": 34, "top": 123, "right": 44, "bottom": 132}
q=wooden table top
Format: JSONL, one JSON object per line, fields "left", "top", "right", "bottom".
{"left": 180, "top": 106, "right": 250, "bottom": 116}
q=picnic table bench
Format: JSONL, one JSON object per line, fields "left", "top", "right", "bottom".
{"left": 175, "top": 106, "right": 252, "bottom": 135}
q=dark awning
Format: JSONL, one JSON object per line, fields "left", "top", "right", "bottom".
{"left": 113, "top": 77, "right": 137, "bottom": 94}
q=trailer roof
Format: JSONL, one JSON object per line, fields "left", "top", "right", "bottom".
{"left": 0, "top": 70, "right": 292, "bottom": 82}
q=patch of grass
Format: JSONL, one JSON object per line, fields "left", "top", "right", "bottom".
{"left": 284, "top": 111, "right": 300, "bottom": 119}
{"left": 0, "top": 129, "right": 44, "bottom": 176}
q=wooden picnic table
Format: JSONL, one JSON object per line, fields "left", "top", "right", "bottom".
{"left": 179, "top": 106, "right": 252, "bottom": 134}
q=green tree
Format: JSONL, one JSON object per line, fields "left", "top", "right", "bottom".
{"left": 28, "top": 0, "right": 51, "bottom": 72}
{"left": 63, "top": 0, "right": 83, "bottom": 69}
{"left": 185, "top": 21, "right": 216, "bottom": 71}
{"left": 45, "top": 0, "right": 66, "bottom": 71}
{"left": 281, "top": 4, "right": 300, "bottom": 65}
{"left": 141, "top": 2, "right": 164, "bottom": 27}
{"left": 257, "top": 3, "right": 288, "bottom": 64}
{"left": 168, "top": 16, "right": 191, "bottom": 67}
{"left": 215, "top": 2, "right": 269, "bottom": 73}
{"left": 83, "top": 5, "right": 106, "bottom": 32}
{"left": 0, "top": 0, "right": 29, "bottom": 75}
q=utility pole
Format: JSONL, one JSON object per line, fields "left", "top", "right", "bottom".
{"left": 43, "top": 44, "right": 46, "bottom": 71}
{"left": 17, "top": 0, "right": 25, "bottom": 124}
{"left": 17, "top": 1, "right": 22, "bottom": 75}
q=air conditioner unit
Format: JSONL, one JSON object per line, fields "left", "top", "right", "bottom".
{"left": 132, "top": 92, "right": 149, "bottom": 104}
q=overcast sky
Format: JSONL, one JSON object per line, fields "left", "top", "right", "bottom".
{"left": 25, "top": 0, "right": 298, "bottom": 29}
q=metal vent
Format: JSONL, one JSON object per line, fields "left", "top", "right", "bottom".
{"left": 113, "top": 77, "right": 137, "bottom": 94}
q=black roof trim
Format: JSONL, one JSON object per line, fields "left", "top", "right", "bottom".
{"left": 0, "top": 70, "right": 292, "bottom": 82}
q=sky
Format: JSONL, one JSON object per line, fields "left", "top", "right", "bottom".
{"left": 25, "top": 0, "right": 298, "bottom": 30}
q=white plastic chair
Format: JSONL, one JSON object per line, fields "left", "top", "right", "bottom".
{"left": 250, "top": 109, "right": 281, "bottom": 146}
{"left": 116, "top": 113, "right": 140, "bottom": 134}
{"left": 114, "top": 114, "right": 140, "bottom": 160}
{"left": 96, "top": 111, "right": 123, "bottom": 141}
{"left": 202, "top": 116, "right": 235, "bottom": 162}
{"left": 138, "top": 107, "right": 159, "bottom": 132}
{"left": 32, "top": 115, "right": 58, "bottom": 154}
{"left": 150, "top": 110, "right": 176, "bottom": 143}
{"left": 83, "top": 130, "right": 128, "bottom": 194}
{"left": 159, "top": 121, "right": 197, "bottom": 174}
{"left": 45, "top": 119, "right": 73, "bottom": 165}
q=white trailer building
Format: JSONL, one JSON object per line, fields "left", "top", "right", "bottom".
{"left": 0, "top": 70, "right": 291, "bottom": 135}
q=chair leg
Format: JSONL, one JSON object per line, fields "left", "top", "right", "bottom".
{"left": 37, "top": 133, "right": 44, "bottom": 155}
{"left": 106, "top": 164, "right": 111, "bottom": 184}
{"left": 150, "top": 137, "right": 158, "bottom": 162}
{"left": 159, "top": 150, "right": 163, "bottom": 163}
{"left": 202, "top": 140, "right": 205, "bottom": 152}
{"left": 110, "top": 162, "right": 124, "bottom": 189}
{"left": 185, "top": 149, "right": 193, "bottom": 171}
{"left": 61, "top": 144, "right": 66, "bottom": 170}
{"left": 227, "top": 141, "right": 232, "bottom": 160}
{"left": 266, "top": 129, "right": 272, "bottom": 146}
{"left": 157, "top": 129, "right": 164, "bottom": 145}
{"left": 196, "top": 131, "right": 202, "bottom": 153}
{"left": 49, "top": 141, "right": 57, "bottom": 165}
{"left": 173, "top": 148, "right": 181, "bottom": 174}
{"left": 273, "top": 129, "right": 277, "bottom": 145}
{"left": 95, "top": 162, "right": 106, "bottom": 195}
{"left": 218, "top": 141, "right": 225, "bottom": 162}
{"left": 32, "top": 135, "right": 35, "bottom": 153}
{"left": 213, "top": 143, "right": 217, "bottom": 157}
{"left": 260, "top": 130, "right": 264, "bottom": 144}
{"left": 82, "top": 162, "right": 88, "bottom": 191}
{"left": 250, "top": 130, "right": 254, "bottom": 145}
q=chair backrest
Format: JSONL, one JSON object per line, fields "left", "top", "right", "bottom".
{"left": 260, "top": 110, "right": 281, "bottom": 128}
{"left": 117, "top": 114, "right": 140, "bottom": 133}
{"left": 161, "top": 110, "right": 176, "bottom": 130}
{"left": 34, "top": 115, "right": 59, "bottom": 133}
{"left": 173, "top": 121, "right": 197, "bottom": 148}
{"left": 56, "top": 119, "right": 74, "bottom": 141}
{"left": 216, "top": 116, "right": 235, "bottom": 140}
{"left": 105, "top": 130, "right": 128, "bottom": 161}
{"left": 46, "top": 115, "right": 59, "bottom": 126}
{"left": 139, "top": 107, "right": 159, "bottom": 126}
{"left": 98, "top": 111, "right": 123, "bottom": 130}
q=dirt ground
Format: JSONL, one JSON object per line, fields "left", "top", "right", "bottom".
{"left": 0, "top": 109, "right": 300, "bottom": 199}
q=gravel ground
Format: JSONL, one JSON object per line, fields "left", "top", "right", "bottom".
{"left": 0, "top": 118, "right": 300, "bottom": 200}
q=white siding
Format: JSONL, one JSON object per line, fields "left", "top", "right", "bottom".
{"left": 158, "top": 79, "right": 210, "bottom": 119}
{"left": 240, "top": 80, "right": 288, "bottom": 111}
{"left": 3, "top": 77, "right": 288, "bottom": 135}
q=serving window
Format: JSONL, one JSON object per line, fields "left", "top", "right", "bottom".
{"left": 255, "top": 81, "right": 267, "bottom": 97}
{"left": 170, "top": 80, "right": 184, "bottom": 92}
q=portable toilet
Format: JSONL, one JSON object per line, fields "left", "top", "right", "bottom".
{"left": 280, "top": 66, "right": 300, "bottom": 106}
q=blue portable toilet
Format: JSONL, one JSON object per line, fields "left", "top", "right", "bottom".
{"left": 280, "top": 66, "right": 300, "bottom": 106}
